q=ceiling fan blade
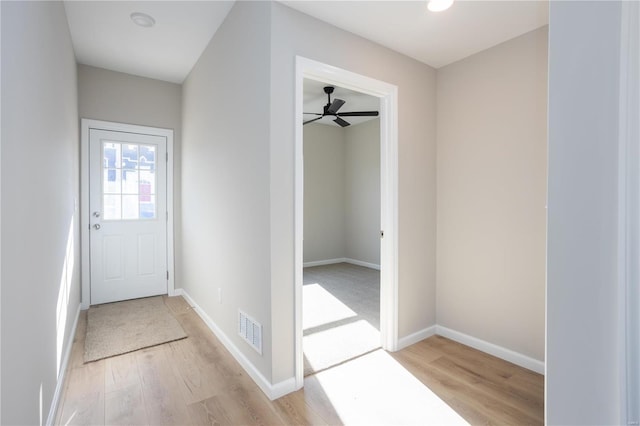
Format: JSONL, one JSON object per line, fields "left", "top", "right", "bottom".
{"left": 336, "top": 111, "right": 379, "bottom": 117}
{"left": 327, "top": 98, "right": 346, "bottom": 114}
{"left": 303, "top": 116, "right": 323, "bottom": 125}
{"left": 303, "top": 112, "right": 323, "bottom": 115}
{"left": 334, "top": 117, "right": 350, "bottom": 127}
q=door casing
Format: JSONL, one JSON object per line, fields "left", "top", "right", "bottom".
{"left": 81, "top": 119, "right": 175, "bottom": 309}
{"left": 294, "top": 56, "right": 399, "bottom": 388}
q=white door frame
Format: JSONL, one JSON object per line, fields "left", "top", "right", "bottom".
{"left": 294, "top": 56, "right": 399, "bottom": 388}
{"left": 80, "top": 119, "right": 175, "bottom": 309}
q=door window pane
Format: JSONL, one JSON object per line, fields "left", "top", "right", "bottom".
{"left": 103, "top": 195, "right": 121, "bottom": 220}
{"left": 140, "top": 196, "right": 156, "bottom": 219}
{"left": 139, "top": 145, "right": 156, "bottom": 170}
{"left": 101, "top": 141, "right": 158, "bottom": 220}
{"left": 122, "top": 195, "right": 139, "bottom": 219}
{"left": 103, "top": 169, "right": 120, "bottom": 194}
{"left": 122, "top": 144, "right": 138, "bottom": 169}
{"left": 139, "top": 170, "right": 155, "bottom": 199}
{"left": 122, "top": 169, "right": 138, "bottom": 194}
{"left": 103, "top": 143, "right": 120, "bottom": 168}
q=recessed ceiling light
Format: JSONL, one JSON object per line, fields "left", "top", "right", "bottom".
{"left": 130, "top": 12, "right": 156, "bottom": 28}
{"left": 428, "top": 0, "right": 454, "bottom": 12}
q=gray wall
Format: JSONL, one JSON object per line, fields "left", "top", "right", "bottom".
{"left": 303, "top": 119, "right": 380, "bottom": 266}
{"left": 436, "top": 27, "right": 548, "bottom": 362}
{"left": 181, "top": 1, "right": 273, "bottom": 380}
{"left": 344, "top": 119, "right": 381, "bottom": 265}
{"left": 546, "top": 1, "right": 625, "bottom": 424}
{"left": 1, "top": 1, "right": 80, "bottom": 423}
{"left": 77, "top": 64, "right": 183, "bottom": 287}
{"left": 303, "top": 124, "right": 346, "bottom": 262}
{"left": 270, "top": 2, "right": 437, "bottom": 382}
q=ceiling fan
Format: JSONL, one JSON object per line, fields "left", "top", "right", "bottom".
{"left": 303, "top": 86, "right": 379, "bottom": 127}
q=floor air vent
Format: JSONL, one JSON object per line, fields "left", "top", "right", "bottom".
{"left": 238, "top": 310, "right": 262, "bottom": 355}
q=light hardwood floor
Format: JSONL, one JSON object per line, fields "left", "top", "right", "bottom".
{"left": 56, "top": 296, "right": 543, "bottom": 425}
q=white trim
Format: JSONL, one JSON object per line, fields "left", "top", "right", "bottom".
{"left": 345, "top": 258, "right": 381, "bottom": 271}
{"left": 436, "top": 325, "right": 545, "bottom": 375}
{"left": 303, "top": 257, "right": 381, "bottom": 270}
{"left": 295, "top": 56, "right": 399, "bottom": 389}
{"left": 397, "top": 326, "right": 437, "bottom": 351}
{"left": 270, "top": 377, "right": 298, "bottom": 400}
{"left": 303, "top": 258, "right": 346, "bottom": 268}
{"left": 178, "top": 289, "right": 297, "bottom": 400}
{"left": 46, "top": 305, "right": 81, "bottom": 426}
{"left": 166, "top": 130, "right": 176, "bottom": 297}
{"left": 80, "top": 119, "right": 175, "bottom": 308}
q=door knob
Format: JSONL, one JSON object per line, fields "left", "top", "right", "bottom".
{"left": 93, "top": 224, "right": 101, "bottom": 230}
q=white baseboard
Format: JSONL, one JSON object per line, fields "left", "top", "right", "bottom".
{"left": 303, "top": 258, "right": 346, "bottom": 268}
{"left": 173, "top": 290, "right": 544, "bottom": 380}
{"left": 303, "top": 257, "right": 381, "bottom": 270}
{"left": 397, "top": 325, "right": 437, "bottom": 351}
{"left": 270, "top": 377, "right": 298, "bottom": 400}
{"left": 46, "top": 304, "right": 81, "bottom": 426}
{"left": 344, "top": 258, "right": 381, "bottom": 271}
{"left": 436, "top": 325, "right": 545, "bottom": 375}
{"left": 177, "top": 289, "right": 296, "bottom": 400}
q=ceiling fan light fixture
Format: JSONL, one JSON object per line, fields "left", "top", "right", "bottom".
{"left": 303, "top": 85, "right": 379, "bottom": 127}
{"left": 130, "top": 12, "right": 156, "bottom": 28}
{"left": 427, "top": 0, "right": 454, "bottom": 12}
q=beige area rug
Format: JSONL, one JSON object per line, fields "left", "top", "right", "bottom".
{"left": 84, "top": 296, "right": 187, "bottom": 363}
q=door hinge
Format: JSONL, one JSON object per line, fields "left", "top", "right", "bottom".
{"left": 166, "top": 152, "right": 168, "bottom": 162}
{"left": 167, "top": 271, "right": 169, "bottom": 280}
{"left": 166, "top": 211, "right": 168, "bottom": 221}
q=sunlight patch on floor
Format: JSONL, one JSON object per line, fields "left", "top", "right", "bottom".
{"left": 312, "top": 349, "right": 469, "bottom": 425}
{"left": 303, "top": 283, "right": 357, "bottom": 330}
{"left": 304, "top": 319, "right": 380, "bottom": 373}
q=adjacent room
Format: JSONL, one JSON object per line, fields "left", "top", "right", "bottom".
{"left": 302, "top": 80, "right": 382, "bottom": 376}
{"left": 2, "top": 0, "right": 638, "bottom": 425}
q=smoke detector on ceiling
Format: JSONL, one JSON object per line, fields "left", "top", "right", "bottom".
{"left": 130, "top": 12, "right": 156, "bottom": 28}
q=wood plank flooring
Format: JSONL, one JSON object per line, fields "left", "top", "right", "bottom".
{"left": 55, "top": 296, "right": 543, "bottom": 425}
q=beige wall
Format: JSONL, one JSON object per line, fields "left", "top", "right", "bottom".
{"left": 345, "top": 119, "right": 381, "bottom": 266}
{"left": 270, "top": 2, "right": 437, "bottom": 382}
{"left": 181, "top": 1, "right": 273, "bottom": 380}
{"left": 1, "top": 1, "right": 80, "bottom": 423}
{"left": 77, "top": 65, "right": 184, "bottom": 286}
{"left": 303, "top": 124, "right": 346, "bottom": 262}
{"left": 436, "top": 27, "right": 548, "bottom": 361}
{"left": 182, "top": 0, "right": 437, "bottom": 386}
{"left": 179, "top": 0, "right": 546, "bottom": 390}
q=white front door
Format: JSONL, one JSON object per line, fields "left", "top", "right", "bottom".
{"left": 89, "top": 128, "right": 168, "bottom": 305}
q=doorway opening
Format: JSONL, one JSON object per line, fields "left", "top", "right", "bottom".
{"left": 302, "top": 80, "right": 382, "bottom": 376}
{"left": 294, "top": 57, "right": 399, "bottom": 388}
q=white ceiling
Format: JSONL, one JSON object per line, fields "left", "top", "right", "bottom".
{"left": 304, "top": 79, "right": 380, "bottom": 127}
{"left": 63, "top": 1, "right": 548, "bottom": 85}
{"left": 63, "top": 1, "right": 234, "bottom": 84}
{"left": 281, "top": 1, "right": 549, "bottom": 69}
